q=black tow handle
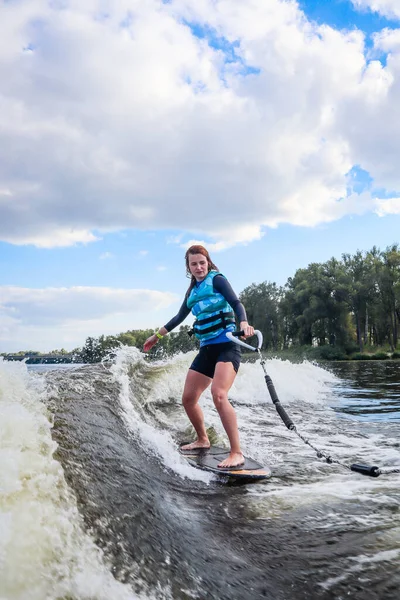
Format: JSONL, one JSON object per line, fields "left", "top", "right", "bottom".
{"left": 350, "top": 464, "right": 380, "bottom": 477}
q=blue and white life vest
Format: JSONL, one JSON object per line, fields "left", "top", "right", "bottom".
{"left": 186, "top": 271, "right": 236, "bottom": 342}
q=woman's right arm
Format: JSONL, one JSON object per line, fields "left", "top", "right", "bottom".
{"left": 143, "top": 297, "right": 191, "bottom": 352}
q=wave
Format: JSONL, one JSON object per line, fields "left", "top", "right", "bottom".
{"left": 0, "top": 358, "right": 145, "bottom": 600}
{"left": 1, "top": 350, "right": 399, "bottom": 600}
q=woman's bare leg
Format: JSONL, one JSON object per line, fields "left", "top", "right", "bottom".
{"left": 211, "top": 362, "right": 244, "bottom": 468}
{"left": 180, "top": 369, "right": 212, "bottom": 450}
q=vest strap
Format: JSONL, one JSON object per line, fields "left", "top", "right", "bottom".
{"left": 192, "top": 311, "right": 235, "bottom": 336}
{"left": 194, "top": 310, "right": 234, "bottom": 326}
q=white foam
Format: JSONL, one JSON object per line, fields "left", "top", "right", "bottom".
{"left": 0, "top": 358, "right": 145, "bottom": 600}
{"left": 109, "top": 348, "right": 213, "bottom": 484}
{"left": 230, "top": 358, "right": 338, "bottom": 406}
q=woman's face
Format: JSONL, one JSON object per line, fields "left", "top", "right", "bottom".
{"left": 188, "top": 253, "right": 209, "bottom": 281}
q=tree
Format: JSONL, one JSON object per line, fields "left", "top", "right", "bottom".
{"left": 79, "top": 337, "right": 107, "bottom": 363}
{"left": 167, "top": 325, "right": 199, "bottom": 355}
{"left": 240, "top": 282, "right": 283, "bottom": 350}
{"left": 341, "top": 251, "right": 376, "bottom": 352}
{"left": 373, "top": 245, "right": 400, "bottom": 350}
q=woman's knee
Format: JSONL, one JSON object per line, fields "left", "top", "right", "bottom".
{"left": 182, "top": 392, "right": 198, "bottom": 410}
{"left": 211, "top": 386, "right": 228, "bottom": 411}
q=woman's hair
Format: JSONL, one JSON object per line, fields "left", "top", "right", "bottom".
{"left": 185, "top": 245, "right": 218, "bottom": 294}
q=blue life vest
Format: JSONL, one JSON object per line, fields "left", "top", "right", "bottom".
{"left": 186, "top": 271, "right": 236, "bottom": 342}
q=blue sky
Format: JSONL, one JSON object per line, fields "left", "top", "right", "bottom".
{"left": 1, "top": 0, "right": 400, "bottom": 352}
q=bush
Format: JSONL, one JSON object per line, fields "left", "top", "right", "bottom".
{"left": 352, "top": 353, "right": 372, "bottom": 360}
{"left": 371, "top": 352, "right": 389, "bottom": 360}
{"left": 272, "top": 345, "right": 349, "bottom": 361}
{"left": 392, "top": 351, "right": 400, "bottom": 359}
{"left": 312, "top": 346, "right": 348, "bottom": 361}
{"left": 345, "top": 343, "right": 361, "bottom": 356}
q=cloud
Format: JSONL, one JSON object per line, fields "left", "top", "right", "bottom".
{"left": 351, "top": 1, "right": 400, "bottom": 20}
{"left": 0, "top": 285, "right": 178, "bottom": 351}
{"left": 182, "top": 224, "right": 265, "bottom": 252}
{"left": 0, "top": 226, "right": 99, "bottom": 248}
{"left": 1, "top": 1, "right": 400, "bottom": 250}
{"left": 373, "top": 27, "right": 400, "bottom": 51}
{"left": 333, "top": 31, "right": 400, "bottom": 194}
{"left": 99, "top": 251, "right": 114, "bottom": 259}
{"left": 375, "top": 196, "right": 400, "bottom": 215}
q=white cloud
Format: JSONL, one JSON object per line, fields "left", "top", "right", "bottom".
{"left": 373, "top": 27, "right": 400, "bottom": 51}
{"left": 351, "top": 1, "right": 400, "bottom": 20}
{"left": 182, "top": 224, "right": 265, "bottom": 252}
{"left": 375, "top": 196, "right": 400, "bottom": 215}
{"left": 0, "top": 285, "right": 178, "bottom": 351}
{"left": 0, "top": 1, "right": 400, "bottom": 250}
{"left": 333, "top": 31, "right": 400, "bottom": 194}
{"left": 167, "top": 234, "right": 184, "bottom": 245}
{"left": 0, "top": 227, "right": 99, "bottom": 248}
{"left": 99, "top": 251, "right": 114, "bottom": 259}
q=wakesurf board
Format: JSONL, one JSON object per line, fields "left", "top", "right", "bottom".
{"left": 179, "top": 444, "right": 272, "bottom": 482}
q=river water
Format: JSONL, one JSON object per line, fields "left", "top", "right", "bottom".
{"left": 1, "top": 352, "right": 399, "bottom": 600}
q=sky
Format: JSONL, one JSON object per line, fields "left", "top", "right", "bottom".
{"left": 1, "top": 0, "right": 400, "bottom": 352}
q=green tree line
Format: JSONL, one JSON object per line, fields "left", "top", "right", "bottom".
{"left": 239, "top": 244, "right": 400, "bottom": 358}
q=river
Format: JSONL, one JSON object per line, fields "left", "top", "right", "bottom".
{"left": 1, "top": 352, "right": 399, "bottom": 599}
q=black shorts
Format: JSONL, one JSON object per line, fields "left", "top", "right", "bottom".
{"left": 189, "top": 342, "right": 241, "bottom": 379}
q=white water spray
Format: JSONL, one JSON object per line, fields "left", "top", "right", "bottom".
{"left": 0, "top": 358, "right": 146, "bottom": 600}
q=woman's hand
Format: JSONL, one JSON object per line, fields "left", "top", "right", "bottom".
{"left": 239, "top": 322, "right": 255, "bottom": 338}
{"left": 143, "top": 334, "right": 159, "bottom": 352}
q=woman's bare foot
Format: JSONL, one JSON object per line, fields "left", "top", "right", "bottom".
{"left": 181, "top": 438, "right": 210, "bottom": 451}
{"left": 218, "top": 452, "right": 244, "bottom": 468}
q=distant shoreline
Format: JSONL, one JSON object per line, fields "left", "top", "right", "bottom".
{"left": 2, "top": 346, "right": 400, "bottom": 365}
{"left": 1, "top": 354, "right": 79, "bottom": 365}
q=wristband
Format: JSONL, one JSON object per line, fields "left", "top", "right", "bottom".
{"left": 155, "top": 332, "right": 164, "bottom": 340}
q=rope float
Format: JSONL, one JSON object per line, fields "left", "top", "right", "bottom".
{"left": 227, "top": 330, "right": 400, "bottom": 477}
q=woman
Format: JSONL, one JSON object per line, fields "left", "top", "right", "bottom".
{"left": 143, "top": 245, "right": 254, "bottom": 468}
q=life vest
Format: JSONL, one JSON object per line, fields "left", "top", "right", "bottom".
{"left": 186, "top": 271, "right": 236, "bottom": 342}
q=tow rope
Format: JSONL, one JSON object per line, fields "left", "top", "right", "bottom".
{"left": 227, "top": 330, "right": 400, "bottom": 477}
